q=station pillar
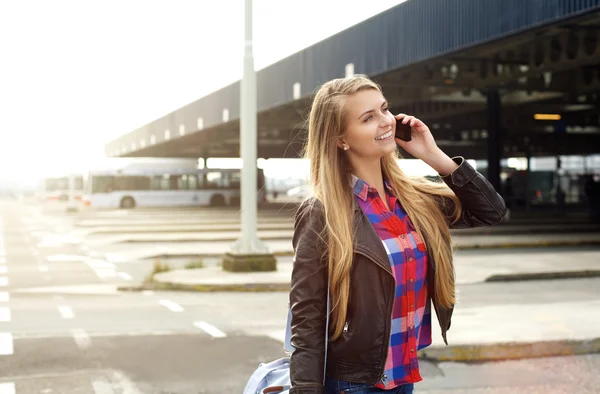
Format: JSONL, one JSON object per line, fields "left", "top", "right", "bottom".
{"left": 486, "top": 89, "right": 503, "bottom": 194}
{"left": 222, "top": 0, "right": 275, "bottom": 272}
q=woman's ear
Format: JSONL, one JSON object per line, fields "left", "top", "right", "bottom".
{"left": 337, "top": 138, "right": 349, "bottom": 151}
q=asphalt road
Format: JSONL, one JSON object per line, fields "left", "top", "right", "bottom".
{"left": 0, "top": 199, "right": 599, "bottom": 393}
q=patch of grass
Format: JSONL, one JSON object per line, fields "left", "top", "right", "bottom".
{"left": 184, "top": 259, "right": 205, "bottom": 270}
{"left": 144, "top": 258, "right": 173, "bottom": 283}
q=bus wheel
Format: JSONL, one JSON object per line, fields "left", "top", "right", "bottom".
{"left": 210, "top": 194, "right": 226, "bottom": 207}
{"left": 120, "top": 196, "right": 136, "bottom": 209}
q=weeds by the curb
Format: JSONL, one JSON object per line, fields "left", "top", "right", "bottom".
{"left": 144, "top": 258, "right": 173, "bottom": 283}
{"left": 183, "top": 258, "right": 205, "bottom": 270}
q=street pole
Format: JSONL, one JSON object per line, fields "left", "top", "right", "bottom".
{"left": 229, "top": 0, "right": 269, "bottom": 257}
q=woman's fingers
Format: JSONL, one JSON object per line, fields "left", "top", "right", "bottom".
{"left": 396, "top": 113, "right": 418, "bottom": 126}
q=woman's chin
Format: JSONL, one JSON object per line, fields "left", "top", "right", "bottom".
{"left": 381, "top": 141, "right": 398, "bottom": 155}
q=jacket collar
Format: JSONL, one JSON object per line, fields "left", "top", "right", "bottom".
{"left": 351, "top": 206, "right": 393, "bottom": 276}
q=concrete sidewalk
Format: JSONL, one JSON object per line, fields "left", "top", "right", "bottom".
{"left": 148, "top": 257, "right": 600, "bottom": 362}
{"left": 73, "top": 221, "right": 600, "bottom": 236}
{"left": 151, "top": 248, "right": 600, "bottom": 290}
{"left": 95, "top": 232, "right": 600, "bottom": 262}
{"left": 422, "top": 299, "right": 600, "bottom": 361}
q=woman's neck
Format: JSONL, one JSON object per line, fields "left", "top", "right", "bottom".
{"left": 352, "top": 158, "right": 385, "bottom": 195}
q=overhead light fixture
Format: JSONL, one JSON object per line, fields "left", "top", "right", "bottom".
{"left": 534, "top": 113, "right": 561, "bottom": 120}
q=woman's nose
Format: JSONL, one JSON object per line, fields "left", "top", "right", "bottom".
{"left": 380, "top": 115, "right": 393, "bottom": 128}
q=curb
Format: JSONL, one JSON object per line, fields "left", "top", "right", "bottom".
{"left": 149, "top": 281, "right": 290, "bottom": 292}
{"left": 117, "top": 284, "right": 152, "bottom": 292}
{"left": 134, "top": 251, "right": 294, "bottom": 261}
{"left": 87, "top": 226, "right": 294, "bottom": 235}
{"left": 418, "top": 337, "right": 600, "bottom": 362}
{"left": 486, "top": 269, "right": 600, "bottom": 282}
{"left": 120, "top": 236, "right": 293, "bottom": 244}
{"left": 80, "top": 226, "right": 600, "bottom": 237}
{"left": 126, "top": 266, "right": 599, "bottom": 293}
{"left": 135, "top": 240, "right": 600, "bottom": 261}
{"left": 113, "top": 239, "right": 600, "bottom": 248}
{"left": 455, "top": 240, "right": 600, "bottom": 250}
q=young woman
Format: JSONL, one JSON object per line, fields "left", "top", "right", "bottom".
{"left": 289, "top": 75, "right": 506, "bottom": 394}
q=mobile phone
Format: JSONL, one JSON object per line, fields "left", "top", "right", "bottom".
{"left": 395, "top": 118, "right": 412, "bottom": 142}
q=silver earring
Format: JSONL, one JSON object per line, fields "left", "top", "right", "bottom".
{"left": 344, "top": 146, "right": 349, "bottom": 151}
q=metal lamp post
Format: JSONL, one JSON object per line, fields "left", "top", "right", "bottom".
{"left": 223, "top": 0, "right": 275, "bottom": 271}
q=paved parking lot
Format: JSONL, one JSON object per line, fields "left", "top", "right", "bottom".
{"left": 1, "top": 199, "right": 599, "bottom": 393}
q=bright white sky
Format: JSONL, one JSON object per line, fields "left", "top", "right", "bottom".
{"left": 0, "top": 0, "right": 411, "bottom": 184}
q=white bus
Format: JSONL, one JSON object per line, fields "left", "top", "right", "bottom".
{"left": 83, "top": 158, "right": 266, "bottom": 209}
{"left": 38, "top": 175, "right": 85, "bottom": 202}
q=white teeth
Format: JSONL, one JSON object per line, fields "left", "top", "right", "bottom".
{"left": 375, "top": 131, "right": 392, "bottom": 140}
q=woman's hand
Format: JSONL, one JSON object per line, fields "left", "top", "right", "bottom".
{"left": 393, "top": 114, "right": 439, "bottom": 160}
{"left": 394, "top": 114, "right": 458, "bottom": 176}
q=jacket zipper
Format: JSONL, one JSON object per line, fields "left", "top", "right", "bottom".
{"left": 343, "top": 321, "right": 349, "bottom": 333}
{"left": 354, "top": 249, "right": 395, "bottom": 384}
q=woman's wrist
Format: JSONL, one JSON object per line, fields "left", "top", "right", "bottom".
{"left": 422, "top": 148, "right": 459, "bottom": 176}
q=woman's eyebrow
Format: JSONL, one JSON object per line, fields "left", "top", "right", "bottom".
{"left": 359, "top": 101, "right": 388, "bottom": 119}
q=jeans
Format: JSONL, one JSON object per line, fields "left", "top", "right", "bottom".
{"left": 324, "top": 376, "right": 414, "bottom": 394}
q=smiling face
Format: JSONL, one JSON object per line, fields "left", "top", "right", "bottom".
{"left": 338, "top": 89, "right": 397, "bottom": 164}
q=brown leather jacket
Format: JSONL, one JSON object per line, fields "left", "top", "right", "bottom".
{"left": 289, "top": 157, "right": 507, "bottom": 393}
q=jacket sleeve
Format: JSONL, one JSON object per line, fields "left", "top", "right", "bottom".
{"left": 439, "top": 157, "right": 507, "bottom": 229}
{"left": 289, "top": 198, "right": 329, "bottom": 394}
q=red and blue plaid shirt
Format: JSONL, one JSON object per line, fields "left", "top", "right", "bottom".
{"left": 351, "top": 175, "right": 431, "bottom": 388}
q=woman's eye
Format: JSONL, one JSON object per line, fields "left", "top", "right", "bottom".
{"left": 382, "top": 107, "right": 389, "bottom": 112}
{"left": 364, "top": 115, "right": 372, "bottom": 122}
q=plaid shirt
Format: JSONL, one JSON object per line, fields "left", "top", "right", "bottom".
{"left": 351, "top": 175, "right": 431, "bottom": 388}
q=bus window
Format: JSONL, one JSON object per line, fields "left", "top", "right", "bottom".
{"left": 188, "top": 174, "right": 198, "bottom": 190}
{"left": 151, "top": 175, "right": 170, "bottom": 190}
{"left": 115, "top": 176, "right": 150, "bottom": 191}
{"left": 176, "top": 174, "right": 198, "bottom": 190}
{"left": 230, "top": 172, "right": 241, "bottom": 188}
{"left": 177, "top": 175, "right": 187, "bottom": 190}
{"left": 91, "top": 176, "right": 114, "bottom": 193}
{"left": 206, "top": 172, "right": 222, "bottom": 189}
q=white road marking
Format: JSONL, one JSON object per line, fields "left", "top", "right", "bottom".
{"left": 0, "top": 307, "right": 10, "bottom": 322}
{"left": 71, "top": 329, "right": 91, "bottom": 349}
{"left": 158, "top": 300, "right": 184, "bottom": 312}
{"left": 0, "top": 277, "right": 7, "bottom": 287}
{"left": 38, "top": 265, "right": 49, "bottom": 272}
{"left": 86, "top": 259, "right": 117, "bottom": 278}
{"left": 0, "top": 292, "right": 8, "bottom": 302}
{"left": 58, "top": 305, "right": 75, "bottom": 319}
{"left": 193, "top": 321, "right": 227, "bottom": 338}
{"left": 106, "top": 253, "right": 126, "bottom": 263}
{"left": 0, "top": 332, "right": 14, "bottom": 355}
{"left": 142, "top": 290, "right": 154, "bottom": 296}
{"left": 47, "top": 254, "right": 87, "bottom": 262}
{"left": 110, "top": 370, "right": 143, "bottom": 394}
{"left": 0, "top": 266, "right": 6, "bottom": 274}
{"left": 91, "top": 379, "right": 115, "bottom": 394}
{"left": 117, "top": 272, "right": 132, "bottom": 281}
{"left": 0, "top": 382, "right": 16, "bottom": 394}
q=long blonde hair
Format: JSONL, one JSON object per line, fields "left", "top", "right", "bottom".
{"left": 302, "top": 74, "right": 462, "bottom": 340}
